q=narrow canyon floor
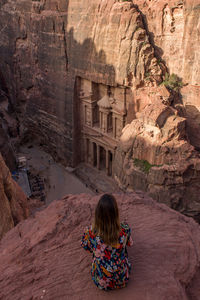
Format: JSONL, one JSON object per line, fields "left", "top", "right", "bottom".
{"left": 18, "top": 145, "right": 93, "bottom": 204}
{"left": 18, "top": 144, "right": 120, "bottom": 206}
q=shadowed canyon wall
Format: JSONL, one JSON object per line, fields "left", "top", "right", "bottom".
{"left": 0, "top": 154, "right": 29, "bottom": 240}
{"left": 0, "top": 0, "right": 199, "bottom": 217}
{"left": 0, "top": 70, "right": 17, "bottom": 170}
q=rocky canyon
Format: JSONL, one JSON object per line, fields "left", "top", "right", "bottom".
{"left": 0, "top": 1, "right": 200, "bottom": 298}
{"left": 0, "top": 0, "right": 199, "bottom": 220}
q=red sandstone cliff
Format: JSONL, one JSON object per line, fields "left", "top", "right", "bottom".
{"left": 0, "top": 154, "right": 29, "bottom": 239}
{"left": 0, "top": 193, "right": 199, "bottom": 299}
{"left": 0, "top": 1, "right": 199, "bottom": 216}
{"left": 133, "top": 0, "right": 200, "bottom": 149}
{"left": 0, "top": 0, "right": 199, "bottom": 160}
{"left": 0, "top": 69, "right": 18, "bottom": 171}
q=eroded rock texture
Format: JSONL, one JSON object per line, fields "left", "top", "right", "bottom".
{"left": 0, "top": 1, "right": 199, "bottom": 214}
{"left": 0, "top": 69, "right": 17, "bottom": 171}
{"left": 113, "top": 87, "right": 200, "bottom": 221}
{"left": 0, "top": 154, "right": 29, "bottom": 240}
{"left": 0, "top": 193, "right": 200, "bottom": 300}
{"left": 133, "top": 0, "right": 200, "bottom": 149}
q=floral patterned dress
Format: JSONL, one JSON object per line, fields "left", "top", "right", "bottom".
{"left": 81, "top": 223, "right": 133, "bottom": 290}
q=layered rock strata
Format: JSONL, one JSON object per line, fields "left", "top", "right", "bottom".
{"left": 0, "top": 154, "right": 29, "bottom": 240}
{"left": 0, "top": 193, "right": 200, "bottom": 300}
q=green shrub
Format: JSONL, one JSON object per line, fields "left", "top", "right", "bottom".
{"left": 134, "top": 158, "right": 162, "bottom": 173}
{"left": 162, "top": 73, "right": 183, "bottom": 92}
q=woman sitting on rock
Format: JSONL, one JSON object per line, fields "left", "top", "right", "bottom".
{"left": 81, "top": 193, "right": 133, "bottom": 290}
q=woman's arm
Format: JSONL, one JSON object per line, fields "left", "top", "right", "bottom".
{"left": 121, "top": 222, "right": 133, "bottom": 247}
{"left": 81, "top": 227, "right": 94, "bottom": 253}
{"left": 126, "top": 227, "right": 133, "bottom": 247}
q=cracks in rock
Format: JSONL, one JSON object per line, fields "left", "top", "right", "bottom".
{"left": 62, "top": 21, "right": 68, "bottom": 74}
{"left": 134, "top": 4, "right": 168, "bottom": 76}
{"left": 18, "top": 227, "right": 22, "bottom": 238}
{"left": 123, "top": 17, "right": 135, "bottom": 75}
{"left": 52, "top": 19, "right": 56, "bottom": 33}
{"left": 161, "top": 4, "right": 168, "bottom": 35}
{"left": 125, "top": 15, "right": 144, "bottom": 78}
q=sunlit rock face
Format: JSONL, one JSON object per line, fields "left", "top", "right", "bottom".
{"left": 133, "top": 0, "right": 200, "bottom": 149}
{"left": 113, "top": 90, "right": 200, "bottom": 221}
{"left": 0, "top": 193, "right": 200, "bottom": 300}
{"left": 0, "top": 154, "right": 29, "bottom": 240}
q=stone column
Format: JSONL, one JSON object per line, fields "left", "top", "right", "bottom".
{"left": 113, "top": 116, "right": 116, "bottom": 138}
{"left": 88, "top": 140, "right": 92, "bottom": 164}
{"left": 106, "top": 149, "right": 109, "bottom": 175}
{"left": 84, "top": 138, "right": 88, "bottom": 163}
{"left": 105, "top": 112, "right": 109, "bottom": 133}
{"left": 111, "top": 151, "right": 114, "bottom": 177}
{"left": 97, "top": 144, "right": 100, "bottom": 170}
{"left": 91, "top": 108, "right": 94, "bottom": 127}
{"left": 99, "top": 112, "right": 102, "bottom": 130}
{"left": 91, "top": 142, "right": 94, "bottom": 166}
{"left": 101, "top": 112, "right": 105, "bottom": 132}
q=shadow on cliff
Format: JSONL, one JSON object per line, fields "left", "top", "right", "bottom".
{"left": 133, "top": 4, "right": 166, "bottom": 68}
{"left": 185, "top": 105, "right": 200, "bottom": 151}
{"left": 67, "top": 28, "right": 116, "bottom": 84}
{"left": 68, "top": 27, "right": 115, "bottom": 166}
{"left": 66, "top": 28, "right": 136, "bottom": 166}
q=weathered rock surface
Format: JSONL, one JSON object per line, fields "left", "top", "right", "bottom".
{"left": 0, "top": 1, "right": 199, "bottom": 215}
{"left": 0, "top": 154, "right": 29, "bottom": 240}
{"left": 114, "top": 93, "right": 200, "bottom": 221}
{"left": 0, "top": 69, "right": 18, "bottom": 171}
{"left": 133, "top": 0, "right": 200, "bottom": 149}
{"left": 0, "top": 193, "right": 200, "bottom": 300}
{"left": 1, "top": 0, "right": 199, "bottom": 161}
{"left": 0, "top": 0, "right": 162, "bottom": 164}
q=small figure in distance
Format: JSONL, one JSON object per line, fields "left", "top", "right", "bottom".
{"left": 81, "top": 193, "right": 133, "bottom": 290}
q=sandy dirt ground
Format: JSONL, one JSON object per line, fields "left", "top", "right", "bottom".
{"left": 19, "top": 145, "right": 94, "bottom": 204}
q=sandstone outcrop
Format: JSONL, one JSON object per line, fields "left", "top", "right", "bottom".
{"left": 0, "top": 154, "right": 29, "bottom": 240}
{"left": 0, "top": 193, "right": 200, "bottom": 300}
{"left": 133, "top": 0, "right": 200, "bottom": 149}
{"left": 0, "top": 69, "right": 18, "bottom": 170}
{"left": 113, "top": 89, "right": 200, "bottom": 221}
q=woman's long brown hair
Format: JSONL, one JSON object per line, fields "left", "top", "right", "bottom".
{"left": 93, "top": 194, "right": 120, "bottom": 245}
